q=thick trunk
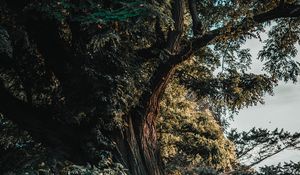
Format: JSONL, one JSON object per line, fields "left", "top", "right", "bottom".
{"left": 0, "top": 82, "right": 163, "bottom": 175}
{"left": 111, "top": 57, "right": 180, "bottom": 175}
{"left": 0, "top": 64, "right": 169, "bottom": 175}
{"left": 0, "top": 76, "right": 163, "bottom": 175}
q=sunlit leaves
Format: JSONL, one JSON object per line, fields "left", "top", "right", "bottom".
{"left": 158, "top": 79, "right": 236, "bottom": 174}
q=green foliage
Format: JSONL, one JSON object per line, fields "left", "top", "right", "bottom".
{"left": 73, "top": 0, "right": 147, "bottom": 25}
{"left": 0, "top": 26, "right": 13, "bottom": 59}
{"left": 26, "top": 0, "right": 148, "bottom": 24}
{"left": 158, "top": 79, "right": 236, "bottom": 174}
{"left": 178, "top": 54, "right": 276, "bottom": 126}
{"left": 259, "top": 18, "right": 300, "bottom": 82}
{"left": 0, "top": 114, "right": 128, "bottom": 174}
{"left": 191, "top": 0, "right": 278, "bottom": 33}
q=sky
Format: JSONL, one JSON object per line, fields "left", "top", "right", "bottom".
{"left": 230, "top": 80, "right": 300, "bottom": 167}
{"left": 229, "top": 32, "right": 300, "bottom": 167}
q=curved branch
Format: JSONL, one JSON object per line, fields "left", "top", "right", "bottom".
{"left": 152, "top": 2, "right": 300, "bottom": 113}
{"left": 248, "top": 140, "right": 300, "bottom": 168}
{"left": 190, "top": 2, "right": 300, "bottom": 53}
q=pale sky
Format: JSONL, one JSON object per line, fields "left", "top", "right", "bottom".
{"left": 229, "top": 32, "right": 300, "bottom": 167}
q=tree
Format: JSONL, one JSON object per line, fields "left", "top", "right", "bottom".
{"left": 1, "top": 0, "right": 300, "bottom": 174}
{"left": 158, "top": 78, "right": 236, "bottom": 174}
{"left": 157, "top": 77, "right": 300, "bottom": 175}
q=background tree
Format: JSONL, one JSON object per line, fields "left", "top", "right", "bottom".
{"left": 158, "top": 78, "right": 236, "bottom": 175}
{"left": 228, "top": 128, "right": 300, "bottom": 168}
{"left": 157, "top": 76, "right": 300, "bottom": 175}
{"left": 1, "top": 0, "right": 300, "bottom": 174}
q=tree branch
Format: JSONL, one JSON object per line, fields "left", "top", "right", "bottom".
{"left": 248, "top": 145, "right": 288, "bottom": 168}
{"left": 188, "top": 0, "right": 202, "bottom": 36}
{"left": 165, "top": 0, "right": 185, "bottom": 54}
{"left": 145, "top": 0, "right": 187, "bottom": 102}
{"left": 135, "top": 0, "right": 300, "bottom": 115}
{"left": 190, "top": 2, "right": 300, "bottom": 53}
{"left": 248, "top": 140, "right": 300, "bottom": 168}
